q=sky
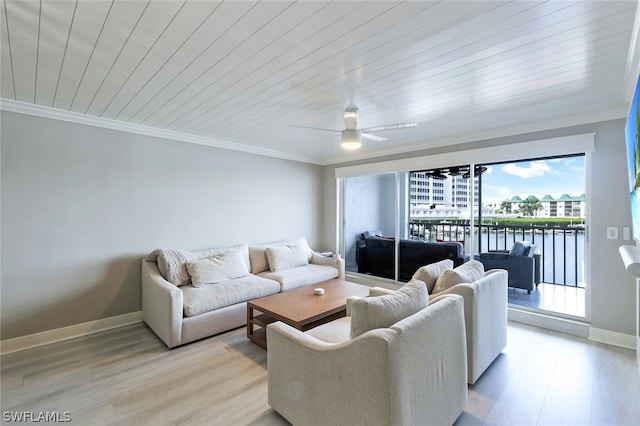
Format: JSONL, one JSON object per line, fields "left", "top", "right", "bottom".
{"left": 481, "top": 156, "right": 585, "bottom": 206}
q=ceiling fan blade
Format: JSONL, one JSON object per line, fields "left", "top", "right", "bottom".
{"left": 360, "top": 122, "right": 418, "bottom": 133}
{"left": 291, "top": 125, "right": 341, "bottom": 133}
{"left": 361, "top": 133, "right": 387, "bottom": 142}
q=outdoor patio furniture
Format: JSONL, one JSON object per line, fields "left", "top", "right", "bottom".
{"left": 356, "top": 231, "right": 469, "bottom": 281}
{"left": 476, "top": 241, "right": 541, "bottom": 294}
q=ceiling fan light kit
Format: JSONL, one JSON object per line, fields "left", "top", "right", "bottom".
{"left": 292, "top": 103, "right": 417, "bottom": 151}
{"left": 341, "top": 129, "right": 362, "bottom": 150}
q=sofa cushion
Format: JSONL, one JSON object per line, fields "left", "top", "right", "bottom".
{"left": 193, "top": 243, "right": 250, "bottom": 270}
{"left": 509, "top": 241, "right": 531, "bottom": 257}
{"left": 433, "top": 260, "right": 485, "bottom": 294}
{"left": 305, "top": 317, "right": 351, "bottom": 343}
{"left": 186, "top": 249, "right": 250, "bottom": 287}
{"left": 266, "top": 244, "right": 309, "bottom": 272}
{"left": 258, "top": 264, "right": 338, "bottom": 291}
{"left": 248, "top": 237, "right": 312, "bottom": 274}
{"left": 146, "top": 248, "right": 198, "bottom": 286}
{"left": 412, "top": 259, "right": 454, "bottom": 293}
{"left": 181, "top": 275, "right": 281, "bottom": 317}
{"left": 350, "top": 279, "right": 429, "bottom": 338}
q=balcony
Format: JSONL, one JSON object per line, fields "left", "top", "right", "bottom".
{"left": 408, "top": 221, "right": 586, "bottom": 317}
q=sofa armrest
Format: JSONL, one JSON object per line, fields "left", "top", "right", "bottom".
{"left": 369, "top": 286, "right": 395, "bottom": 297}
{"left": 141, "top": 259, "right": 184, "bottom": 348}
{"left": 345, "top": 296, "right": 363, "bottom": 317}
{"left": 310, "top": 252, "right": 345, "bottom": 279}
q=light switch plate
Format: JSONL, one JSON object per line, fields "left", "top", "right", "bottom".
{"left": 607, "top": 227, "right": 619, "bottom": 239}
{"left": 623, "top": 226, "right": 631, "bottom": 240}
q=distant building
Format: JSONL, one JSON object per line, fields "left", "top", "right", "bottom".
{"left": 503, "top": 194, "right": 585, "bottom": 218}
{"left": 409, "top": 172, "right": 483, "bottom": 218}
{"left": 409, "top": 170, "right": 585, "bottom": 220}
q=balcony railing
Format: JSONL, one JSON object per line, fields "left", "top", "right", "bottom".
{"left": 408, "top": 221, "right": 585, "bottom": 287}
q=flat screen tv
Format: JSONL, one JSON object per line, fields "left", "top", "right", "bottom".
{"left": 625, "top": 74, "right": 640, "bottom": 242}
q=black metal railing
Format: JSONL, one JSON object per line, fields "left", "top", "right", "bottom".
{"left": 408, "top": 221, "right": 585, "bottom": 287}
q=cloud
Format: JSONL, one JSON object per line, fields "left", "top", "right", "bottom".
{"left": 482, "top": 184, "right": 512, "bottom": 204}
{"left": 501, "top": 160, "right": 551, "bottom": 178}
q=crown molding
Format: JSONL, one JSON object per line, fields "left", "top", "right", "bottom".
{"left": 1, "top": 99, "right": 627, "bottom": 168}
{"left": 0, "top": 99, "right": 319, "bottom": 165}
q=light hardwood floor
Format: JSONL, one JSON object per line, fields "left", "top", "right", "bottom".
{"left": 2, "top": 322, "right": 639, "bottom": 425}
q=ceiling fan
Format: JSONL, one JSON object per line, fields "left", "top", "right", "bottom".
{"left": 425, "top": 165, "right": 488, "bottom": 180}
{"left": 292, "top": 103, "right": 418, "bottom": 150}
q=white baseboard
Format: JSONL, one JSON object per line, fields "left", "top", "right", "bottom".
{"left": 0, "top": 311, "right": 143, "bottom": 355}
{"left": 588, "top": 327, "right": 637, "bottom": 350}
{"left": 509, "top": 308, "right": 637, "bottom": 351}
{"left": 508, "top": 307, "right": 590, "bottom": 338}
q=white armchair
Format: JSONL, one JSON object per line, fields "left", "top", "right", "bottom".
{"left": 411, "top": 259, "right": 508, "bottom": 384}
{"left": 267, "top": 293, "right": 468, "bottom": 426}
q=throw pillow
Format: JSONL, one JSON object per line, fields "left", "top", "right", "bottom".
{"left": 249, "top": 238, "right": 312, "bottom": 274}
{"left": 432, "top": 260, "right": 485, "bottom": 294}
{"left": 265, "top": 244, "right": 309, "bottom": 272}
{"left": 350, "top": 279, "right": 429, "bottom": 339}
{"left": 186, "top": 249, "right": 250, "bottom": 287}
{"left": 248, "top": 244, "right": 271, "bottom": 274}
{"left": 147, "top": 248, "right": 198, "bottom": 286}
{"left": 412, "top": 259, "right": 454, "bottom": 293}
{"left": 193, "top": 243, "right": 250, "bottom": 270}
{"left": 284, "top": 237, "right": 313, "bottom": 259}
{"left": 509, "top": 241, "right": 531, "bottom": 256}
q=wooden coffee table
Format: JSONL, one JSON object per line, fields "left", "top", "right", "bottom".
{"left": 247, "top": 279, "right": 370, "bottom": 349}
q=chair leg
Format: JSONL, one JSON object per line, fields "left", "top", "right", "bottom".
{"left": 527, "top": 289, "right": 531, "bottom": 294}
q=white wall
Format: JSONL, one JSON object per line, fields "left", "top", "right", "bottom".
{"left": 321, "top": 119, "right": 636, "bottom": 336}
{"left": 589, "top": 120, "right": 636, "bottom": 335}
{"left": 1, "top": 111, "right": 323, "bottom": 339}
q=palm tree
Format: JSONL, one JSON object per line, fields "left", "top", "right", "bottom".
{"left": 519, "top": 196, "right": 543, "bottom": 217}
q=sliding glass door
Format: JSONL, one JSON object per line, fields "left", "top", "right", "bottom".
{"left": 476, "top": 155, "right": 586, "bottom": 318}
{"left": 337, "top": 134, "right": 593, "bottom": 322}
{"left": 343, "top": 173, "right": 398, "bottom": 279}
{"left": 343, "top": 166, "right": 477, "bottom": 283}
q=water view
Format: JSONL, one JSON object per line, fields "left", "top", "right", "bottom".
{"left": 410, "top": 223, "right": 585, "bottom": 288}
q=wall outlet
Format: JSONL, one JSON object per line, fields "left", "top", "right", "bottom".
{"left": 607, "top": 226, "right": 619, "bottom": 240}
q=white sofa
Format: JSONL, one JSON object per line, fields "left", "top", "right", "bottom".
{"left": 142, "top": 238, "right": 344, "bottom": 348}
{"left": 267, "top": 282, "right": 468, "bottom": 426}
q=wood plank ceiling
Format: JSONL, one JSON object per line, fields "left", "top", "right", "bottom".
{"left": 1, "top": 0, "right": 638, "bottom": 165}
